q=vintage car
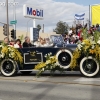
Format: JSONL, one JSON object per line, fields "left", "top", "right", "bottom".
{"left": 0, "top": 35, "right": 99, "bottom": 77}
{"left": 0, "top": 35, "right": 76, "bottom": 76}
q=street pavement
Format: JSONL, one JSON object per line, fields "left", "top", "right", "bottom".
{"left": 0, "top": 71, "right": 100, "bottom": 100}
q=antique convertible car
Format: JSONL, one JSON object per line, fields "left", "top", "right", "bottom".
{"left": 0, "top": 35, "right": 78, "bottom": 77}
{"left": 1, "top": 35, "right": 99, "bottom": 77}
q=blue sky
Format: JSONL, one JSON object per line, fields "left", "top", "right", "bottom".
{"left": 54, "top": 0, "right": 100, "bottom": 6}
{"left": 0, "top": 0, "right": 99, "bottom": 32}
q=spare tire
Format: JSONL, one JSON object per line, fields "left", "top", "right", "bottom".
{"left": 0, "top": 59, "right": 18, "bottom": 77}
{"left": 56, "top": 49, "right": 72, "bottom": 69}
{"left": 80, "top": 56, "right": 99, "bottom": 77}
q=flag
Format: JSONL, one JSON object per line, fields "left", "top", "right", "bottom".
{"left": 91, "top": 4, "right": 100, "bottom": 25}
{"left": 74, "top": 13, "right": 85, "bottom": 20}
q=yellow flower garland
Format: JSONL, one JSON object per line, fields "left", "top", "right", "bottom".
{"left": 70, "top": 48, "right": 81, "bottom": 69}
{"left": 0, "top": 45, "right": 23, "bottom": 65}
{"left": 35, "top": 56, "right": 56, "bottom": 70}
{"left": 70, "top": 39, "right": 100, "bottom": 69}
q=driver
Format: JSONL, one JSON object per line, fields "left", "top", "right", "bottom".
{"left": 23, "top": 36, "right": 33, "bottom": 47}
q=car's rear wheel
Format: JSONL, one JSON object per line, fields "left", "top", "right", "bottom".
{"left": 0, "top": 59, "right": 18, "bottom": 77}
{"left": 56, "top": 49, "right": 72, "bottom": 69}
{"left": 80, "top": 56, "right": 100, "bottom": 77}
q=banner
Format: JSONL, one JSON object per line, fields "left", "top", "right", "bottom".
{"left": 91, "top": 4, "right": 100, "bottom": 25}
{"left": 74, "top": 13, "right": 85, "bottom": 20}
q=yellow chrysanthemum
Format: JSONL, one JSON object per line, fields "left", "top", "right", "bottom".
{"left": 89, "top": 49, "right": 96, "bottom": 54}
{"left": 83, "top": 45, "right": 90, "bottom": 52}
{"left": 70, "top": 49, "right": 81, "bottom": 69}
{"left": 83, "top": 39, "right": 91, "bottom": 46}
{"left": 1, "top": 47, "right": 8, "bottom": 54}
{"left": 35, "top": 62, "right": 46, "bottom": 70}
{"left": 50, "top": 56, "right": 56, "bottom": 64}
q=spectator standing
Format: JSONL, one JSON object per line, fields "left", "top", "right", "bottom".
{"left": 69, "top": 34, "right": 75, "bottom": 44}
{"left": 96, "top": 24, "right": 100, "bottom": 32}
{"left": 64, "top": 34, "right": 70, "bottom": 44}
{"left": 73, "top": 33, "right": 79, "bottom": 43}
{"left": 78, "top": 29, "right": 83, "bottom": 41}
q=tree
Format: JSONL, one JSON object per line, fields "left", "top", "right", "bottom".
{"left": 37, "top": 24, "right": 41, "bottom": 32}
{"left": 18, "top": 35, "right": 24, "bottom": 42}
{"left": 53, "top": 21, "right": 69, "bottom": 34}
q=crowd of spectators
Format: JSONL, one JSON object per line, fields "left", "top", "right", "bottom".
{"left": 62, "top": 23, "right": 100, "bottom": 44}
{"left": 2, "top": 23, "right": 100, "bottom": 48}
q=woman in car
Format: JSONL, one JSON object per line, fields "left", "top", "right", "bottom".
{"left": 14, "top": 39, "right": 22, "bottom": 48}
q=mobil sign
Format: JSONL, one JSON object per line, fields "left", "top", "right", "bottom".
{"left": 23, "top": 4, "right": 43, "bottom": 19}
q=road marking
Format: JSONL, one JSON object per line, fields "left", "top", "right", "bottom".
{"left": 74, "top": 77, "right": 100, "bottom": 82}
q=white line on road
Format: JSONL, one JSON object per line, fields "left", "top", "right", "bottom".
{"left": 74, "top": 77, "right": 100, "bottom": 82}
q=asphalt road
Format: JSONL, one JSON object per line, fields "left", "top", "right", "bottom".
{"left": 0, "top": 71, "right": 100, "bottom": 100}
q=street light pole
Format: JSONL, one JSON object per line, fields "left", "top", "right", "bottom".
{"left": 26, "top": 18, "right": 32, "bottom": 36}
{"left": 6, "top": 0, "right": 9, "bottom": 40}
{"left": 13, "top": 0, "right": 16, "bottom": 39}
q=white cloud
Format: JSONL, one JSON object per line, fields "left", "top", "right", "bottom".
{"left": 0, "top": 0, "right": 89, "bottom": 33}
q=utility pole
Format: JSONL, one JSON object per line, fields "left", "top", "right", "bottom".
{"left": 13, "top": 0, "right": 16, "bottom": 39}
{"left": 26, "top": 18, "right": 32, "bottom": 36}
{"left": 6, "top": 0, "right": 9, "bottom": 40}
{"left": 42, "top": 24, "right": 44, "bottom": 33}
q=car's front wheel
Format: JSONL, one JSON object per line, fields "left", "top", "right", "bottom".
{"left": 0, "top": 59, "right": 18, "bottom": 77}
{"left": 80, "top": 56, "right": 100, "bottom": 77}
{"left": 56, "top": 49, "right": 72, "bottom": 69}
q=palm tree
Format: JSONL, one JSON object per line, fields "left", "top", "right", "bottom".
{"left": 37, "top": 24, "right": 41, "bottom": 32}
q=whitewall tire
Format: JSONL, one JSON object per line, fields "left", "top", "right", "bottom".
{"left": 56, "top": 49, "right": 72, "bottom": 69}
{"left": 0, "top": 59, "right": 18, "bottom": 77}
{"left": 80, "top": 56, "right": 99, "bottom": 77}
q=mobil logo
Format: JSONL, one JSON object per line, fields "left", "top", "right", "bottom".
{"left": 23, "top": 4, "right": 44, "bottom": 19}
{"left": 27, "top": 7, "right": 43, "bottom": 17}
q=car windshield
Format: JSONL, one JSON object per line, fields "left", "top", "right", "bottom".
{"left": 50, "top": 35, "right": 64, "bottom": 44}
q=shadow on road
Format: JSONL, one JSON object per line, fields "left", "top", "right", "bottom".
{"left": 17, "top": 71, "right": 83, "bottom": 77}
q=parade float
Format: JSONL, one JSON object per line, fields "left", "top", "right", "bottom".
{"left": 0, "top": 29, "right": 100, "bottom": 78}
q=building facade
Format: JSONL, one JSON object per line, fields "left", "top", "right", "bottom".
{"left": 0, "top": 26, "right": 57, "bottom": 42}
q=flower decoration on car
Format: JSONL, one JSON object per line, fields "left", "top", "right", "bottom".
{"left": 34, "top": 52, "right": 64, "bottom": 76}
{"left": 70, "top": 29, "right": 100, "bottom": 69}
{"left": 0, "top": 44, "right": 23, "bottom": 65}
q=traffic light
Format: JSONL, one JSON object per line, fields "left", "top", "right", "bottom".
{"left": 3, "top": 24, "right": 7, "bottom": 36}
{"left": 11, "top": 29, "right": 14, "bottom": 39}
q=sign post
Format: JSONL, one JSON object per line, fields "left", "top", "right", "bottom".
{"left": 23, "top": 4, "right": 44, "bottom": 42}
{"left": 10, "top": 20, "right": 17, "bottom": 24}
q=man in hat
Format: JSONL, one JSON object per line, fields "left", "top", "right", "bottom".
{"left": 23, "top": 36, "right": 33, "bottom": 47}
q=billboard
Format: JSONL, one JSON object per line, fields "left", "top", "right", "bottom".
{"left": 23, "top": 4, "right": 43, "bottom": 19}
{"left": 91, "top": 4, "right": 100, "bottom": 25}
